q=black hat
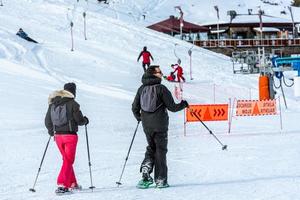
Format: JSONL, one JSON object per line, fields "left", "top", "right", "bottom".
{"left": 64, "top": 82, "right": 76, "bottom": 97}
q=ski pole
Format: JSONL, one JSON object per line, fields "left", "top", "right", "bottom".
{"left": 85, "top": 125, "right": 95, "bottom": 190}
{"left": 29, "top": 136, "right": 52, "bottom": 192}
{"left": 189, "top": 109, "right": 228, "bottom": 150}
{"left": 116, "top": 121, "right": 140, "bottom": 187}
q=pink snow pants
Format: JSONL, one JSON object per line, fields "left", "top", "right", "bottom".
{"left": 55, "top": 134, "right": 78, "bottom": 188}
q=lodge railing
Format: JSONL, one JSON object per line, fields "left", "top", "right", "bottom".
{"left": 194, "top": 38, "right": 300, "bottom": 48}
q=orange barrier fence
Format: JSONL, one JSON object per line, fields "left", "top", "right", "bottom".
{"left": 186, "top": 104, "right": 229, "bottom": 122}
{"left": 236, "top": 99, "right": 277, "bottom": 116}
{"left": 184, "top": 103, "right": 230, "bottom": 136}
{"left": 229, "top": 98, "right": 282, "bottom": 132}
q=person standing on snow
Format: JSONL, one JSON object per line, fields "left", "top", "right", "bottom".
{"left": 132, "top": 65, "right": 189, "bottom": 188}
{"left": 137, "top": 46, "right": 154, "bottom": 72}
{"left": 45, "top": 82, "right": 89, "bottom": 195}
{"left": 173, "top": 60, "right": 185, "bottom": 82}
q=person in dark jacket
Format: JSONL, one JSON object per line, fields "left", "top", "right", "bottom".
{"left": 16, "top": 28, "right": 38, "bottom": 43}
{"left": 137, "top": 46, "right": 154, "bottom": 72}
{"left": 97, "top": 0, "right": 108, "bottom": 3}
{"left": 132, "top": 65, "right": 189, "bottom": 188}
{"left": 45, "top": 82, "right": 88, "bottom": 194}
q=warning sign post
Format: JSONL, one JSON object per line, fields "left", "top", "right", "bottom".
{"left": 184, "top": 103, "right": 229, "bottom": 136}
{"left": 231, "top": 98, "right": 282, "bottom": 131}
{"left": 236, "top": 99, "right": 277, "bottom": 116}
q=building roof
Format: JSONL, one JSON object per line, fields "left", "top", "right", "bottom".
{"left": 147, "top": 16, "right": 209, "bottom": 34}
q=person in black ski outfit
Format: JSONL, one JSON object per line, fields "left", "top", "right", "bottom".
{"left": 45, "top": 82, "right": 89, "bottom": 194}
{"left": 16, "top": 28, "right": 38, "bottom": 43}
{"left": 132, "top": 65, "right": 189, "bottom": 188}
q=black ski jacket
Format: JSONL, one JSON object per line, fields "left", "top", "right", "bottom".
{"left": 132, "top": 72, "right": 187, "bottom": 132}
{"left": 45, "top": 90, "right": 86, "bottom": 136}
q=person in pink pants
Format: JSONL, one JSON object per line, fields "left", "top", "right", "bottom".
{"left": 45, "top": 82, "right": 88, "bottom": 194}
{"left": 55, "top": 134, "right": 78, "bottom": 189}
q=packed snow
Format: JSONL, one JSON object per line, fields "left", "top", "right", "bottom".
{"left": 0, "top": 0, "right": 300, "bottom": 200}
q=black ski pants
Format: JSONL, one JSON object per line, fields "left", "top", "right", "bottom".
{"left": 142, "top": 63, "right": 150, "bottom": 72}
{"left": 141, "top": 130, "right": 168, "bottom": 183}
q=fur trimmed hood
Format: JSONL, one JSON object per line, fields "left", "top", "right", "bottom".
{"left": 48, "top": 90, "right": 75, "bottom": 105}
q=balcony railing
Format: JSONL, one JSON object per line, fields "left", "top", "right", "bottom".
{"left": 194, "top": 38, "right": 300, "bottom": 48}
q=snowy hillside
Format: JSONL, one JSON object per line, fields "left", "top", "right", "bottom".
{"left": 89, "top": 0, "right": 300, "bottom": 25}
{"left": 0, "top": 0, "right": 300, "bottom": 200}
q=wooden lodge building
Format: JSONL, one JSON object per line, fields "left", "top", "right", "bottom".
{"left": 147, "top": 15, "right": 208, "bottom": 36}
{"left": 147, "top": 15, "right": 300, "bottom": 56}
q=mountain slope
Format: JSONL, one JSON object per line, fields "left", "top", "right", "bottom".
{"left": 0, "top": 1, "right": 300, "bottom": 200}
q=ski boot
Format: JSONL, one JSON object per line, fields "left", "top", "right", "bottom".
{"left": 55, "top": 187, "right": 72, "bottom": 195}
{"left": 156, "top": 179, "right": 169, "bottom": 189}
{"left": 136, "top": 167, "right": 154, "bottom": 189}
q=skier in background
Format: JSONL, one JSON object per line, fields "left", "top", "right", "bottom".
{"left": 137, "top": 46, "right": 154, "bottom": 72}
{"left": 45, "top": 83, "right": 89, "bottom": 195}
{"left": 132, "top": 65, "right": 189, "bottom": 189}
{"left": 173, "top": 60, "right": 185, "bottom": 82}
{"left": 16, "top": 28, "right": 38, "bottom": 43}
{"left": 165, "top": 71, "right": 176, "bottom": 82}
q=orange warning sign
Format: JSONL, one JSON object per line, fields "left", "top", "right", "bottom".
{"left": 186, "top": 104, "right": 228, "bottom": 122}
{"left": 236, "top": 99, "right": 277, "bottom": 116}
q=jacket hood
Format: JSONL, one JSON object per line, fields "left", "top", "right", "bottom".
{"left": 141, "top": 72, "right": 162, "bottom": 86}
{"left": 48, "top": 90, "right": 75, "bottom": 105}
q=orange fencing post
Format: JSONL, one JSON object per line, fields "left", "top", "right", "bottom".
{"left": 259, "top": 75, "right": 270, "bottom": 100}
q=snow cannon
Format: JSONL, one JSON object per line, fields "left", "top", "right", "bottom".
{"left": 272, "top": 56, "right": 300, "bottom": 97}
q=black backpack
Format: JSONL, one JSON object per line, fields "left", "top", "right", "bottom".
{"left": 140, "top": 84, "right": 162, "bottom": 112}
{"left": 50, "top": 104, "right": 68, "bottom": 131}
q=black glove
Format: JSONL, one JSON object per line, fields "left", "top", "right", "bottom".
{"left": 48, "top": 130, "right": 54, "bottom": 137}
{"left": 181, "top": 100, "right": 189, "bottom": 108}
{"left": 136, "top": 116, "right": 141, "bottom": 122}
{"left": 84, "top": 116, "right": 89, "bottom": 125}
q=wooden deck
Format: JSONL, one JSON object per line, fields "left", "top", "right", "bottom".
{"left": 194, "top": 38, "right": 300, "bottom": 48}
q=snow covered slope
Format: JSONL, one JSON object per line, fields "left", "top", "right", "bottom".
{"left": 89, "top": 0, "right": 300, "bottom": 25}
{"left": 0, "top": 1, "right": 300, "bottom": 200}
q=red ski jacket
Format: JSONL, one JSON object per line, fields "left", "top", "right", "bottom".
{"left": 137, "top": 51, "right": 153, "bottom": 64}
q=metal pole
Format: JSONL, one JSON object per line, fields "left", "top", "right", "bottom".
{"left": 85, "top": 125, "right": 95, "bottom": 190}
{"left": 258, "top": 8, "right": 264, "bottom": 46}
{"left": 214, "top": 5, "right": 220, "bottom": 46}
{"left": 288, "top": 6, "right": 295, "bottom": 43}
{"left": 280, "top": 79, "right": 288, "bottom": 109}
{"left": 83, "top": 12, "right": 87, "bottom": 40}
{"left": 116, "top": 121, "right": 140, "bottom": 187}
{"left": 29, "top": 136, "right": 52, "bottom": 192}
{"left": 278, "top": 97, "right": 283, "bottom": 130}
{"left": 70, "top": 21, "right": 74, "bottom": 51}
{"left": 188, "top": 49, "right": 193, "bottom": 80}
{"left": 184, "top": 108, "right": 187, "bottom": 136}
{"left": 217, "top": 22, "right": 220, "bottom": 46}
{"left": 213, "top": 84, "right": 216, "bottom": 103}
{"left": 229, "top": 98, "right": 236, "bottom": 134}
{"left": 228, "top": 98, "right": 231, "bottom": 134}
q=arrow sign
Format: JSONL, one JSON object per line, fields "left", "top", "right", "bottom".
{"left": 186, "top": 104, "right": 228, "bottom": 122}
